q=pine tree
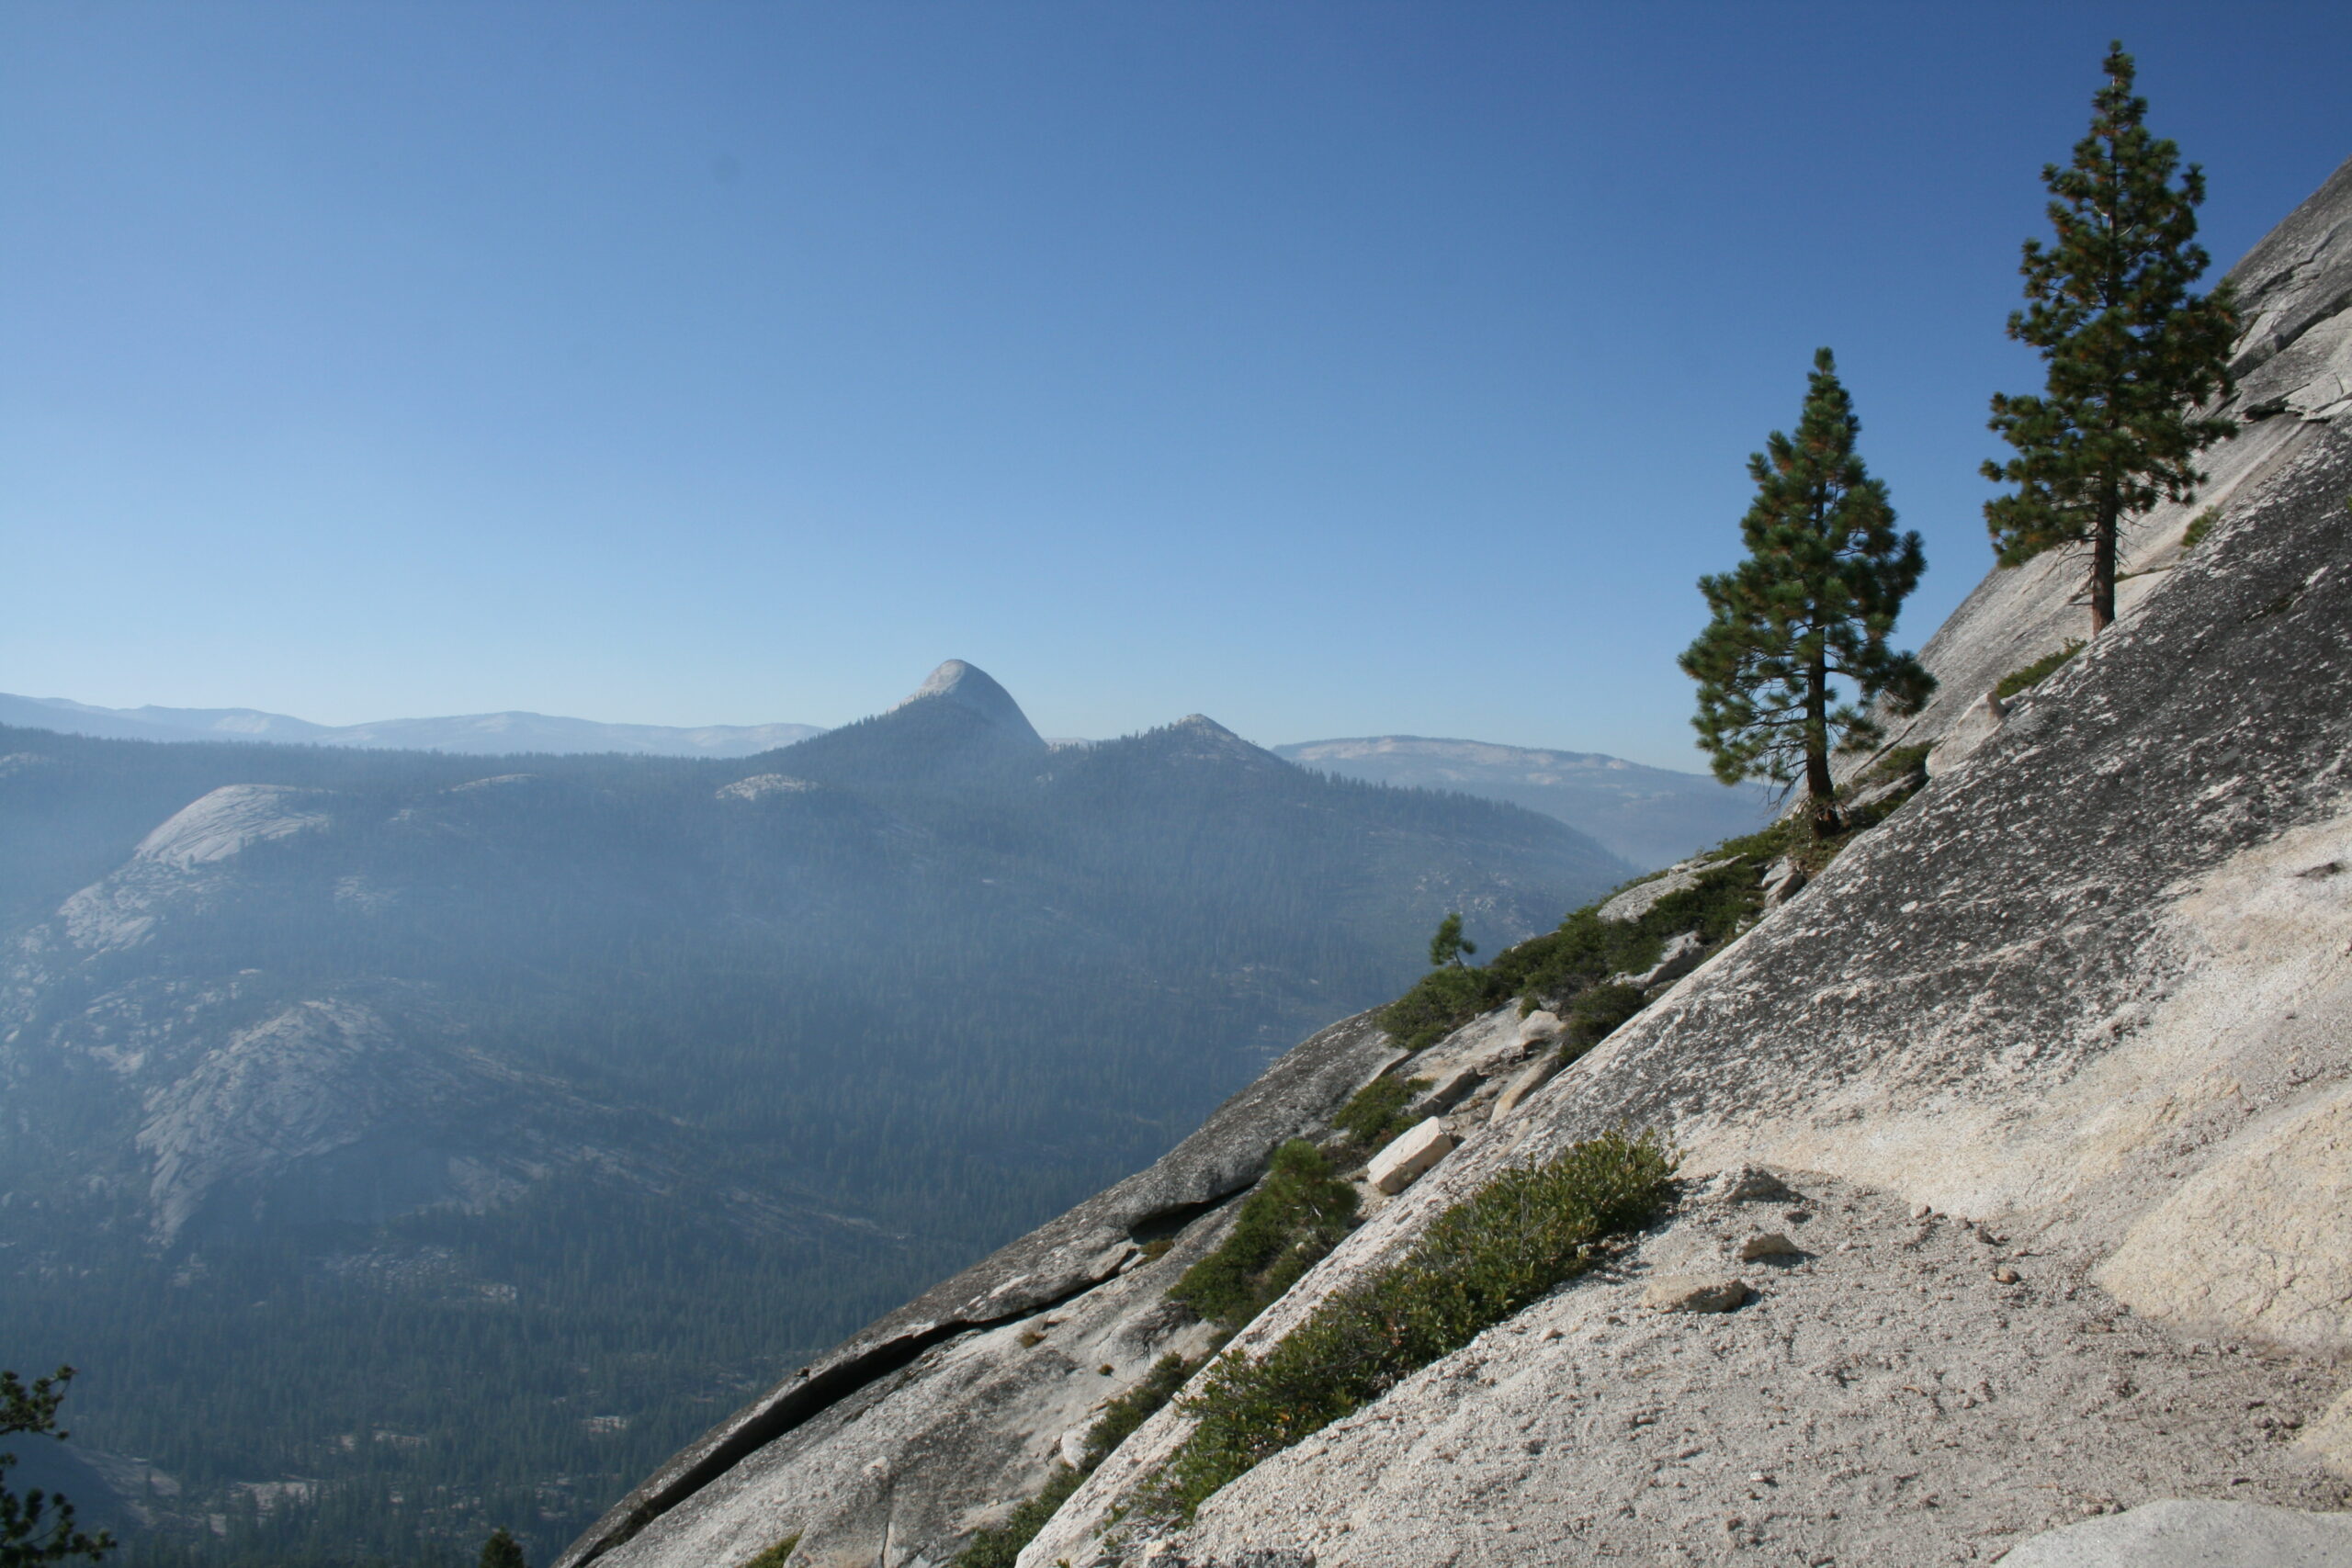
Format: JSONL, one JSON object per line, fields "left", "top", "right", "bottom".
{"left": 1428, "top": 913, "right": 1476, "bottom": 968}
{"left": 479, "top": 1527, "right": 528, "bottom": 1568}
{"left": 1681, "top": 348, "right": 1932, "bottom": 839}
{"left": 1984, "top": 41, "right": 2239, "bottom": 634}
{"left": 2, "top": 1368, "right": 113, "bottom": 1567}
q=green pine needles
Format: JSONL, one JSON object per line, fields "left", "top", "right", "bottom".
{"left": 2, "top": 1369, "right": 112, "bottom": 1568}
{"left": 1138, "top": 1131, "right": 1674, "bottom": 1524}
{"left": 1984, "top": 42, "right": 2239, "bottom": 635}
{"left": 1167, "top": 1140, "right": 1361, "bottom": 1331}
{"left": 1680, "top": 347, "right": 1933, "bottom": 838}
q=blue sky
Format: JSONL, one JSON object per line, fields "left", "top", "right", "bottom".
{"left": 6, "top": 4, "right": 2346, "bottom": 769}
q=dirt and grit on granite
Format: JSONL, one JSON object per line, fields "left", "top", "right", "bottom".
{"left": 1164, "top": 1171, "right": 2349, "bottom": 1567}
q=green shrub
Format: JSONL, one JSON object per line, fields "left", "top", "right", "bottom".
{"left": 1560, "top": 983, "right": 1647, "bottom": 1056}
{"left": 950, "top": 1469, "right": 1080, "bottom": 1568}
{"left": 743, "top": 1532, "right": 801, "bottom": 1568}
{"left": 1331, "top": 1075, "right": 1431, "bottom": 1155}
{"left": 1080, "top": 1350, "right": 1205, "bottom": 1470}
{"left": 1168, "top": 1141, "right": 1359, "bottom": 1330}
{"left": 2182, "top": 505, "right": 2220, "bottom": 548}
{"left": 1140, "top": 1130, "right": 1675, "bottom": 1522}
{"left": 951, "top": 1350, "right": 1212, "bottom": 1567}
{"left": 1993, "top": 640, "right": 2085, "bottom": 702}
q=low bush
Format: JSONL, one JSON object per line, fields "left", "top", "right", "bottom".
{"left": 1139, "top": 1130, "right": 1674, "bottom": 1523}
{"left": 743, "top": 1532, "right": 801, "bottom": 1567}
{"left": 950, "top": 1350, "right": 1211, "bottom": 1567}
{"left": 2182, "top": 505, "right": 2220, "bottom": 548}
{"left": 1168, "top": 1141, "right": 1359, "bottom": 1330}
{"left": 1993, "top": 640, "right": 2085, "bottom": 703}
{"left": 951, "top": 1469, "right": 1080, "bottom": 1568}
{"left": 1080, "top": 1350, "right": 1205, "bottom": 1470}
{"left": 1330, "top": 1074, "right": 1430, "bottom": 1156}
{"left": 1560, "top": 983, "right": 1647, "bottom": 1057}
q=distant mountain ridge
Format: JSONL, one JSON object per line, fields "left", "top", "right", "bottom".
{"left": 4, "top": 690, "right": 1758, "bottom": 869}
{"left": 0, "top": 692, "right": 824, "bottom": 757}
{"left": 1273, "top": 734, "right": 1772, "bottom": 871}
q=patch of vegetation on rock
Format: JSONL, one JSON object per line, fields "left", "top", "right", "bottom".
{"left": 1330, "top": 1074, "right": 1431, "bottom": 1156}
{"left": 742, "top": 1530, "right": 801, "bottom": 1567}
{"left": 1138, "top": 1130, "right": 1675, "bottom": 1523}
{"left": 1994, "top": 639, "right": 2086, "bottom": 702}
{"left": 951, "top": 1350, "right": 1211, "bottom": 1568}
{"left": 1168, "top": 1141, "right": 1360, "bottom": 1332}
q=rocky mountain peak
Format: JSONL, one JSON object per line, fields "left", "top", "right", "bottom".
{"left": 897, "top": 660, "right": 1045, "bottom": 748}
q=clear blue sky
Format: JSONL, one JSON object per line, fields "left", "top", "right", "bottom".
{"left": 6, "top": 4, "right": 2346, "bottom": 768}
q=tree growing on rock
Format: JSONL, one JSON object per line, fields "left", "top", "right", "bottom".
{"left": 2, "top": 1368, "right": 113, "bottom": 1566}
{"left": 1983, "top": 41, "right": 2239, "bottom": 635}
{"left": 478, "top": 1527, "right": 527, "bottom": 1568}
{"left": 1427, "top": 912, "right": 1476, "bottom": 968}
{"left": 1681, "top": 348, "right": 1932, "bottom": 839}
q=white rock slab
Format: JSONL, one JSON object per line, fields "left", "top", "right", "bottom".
{"left": 1366, "top": 1117, "right": 1455, "bottom": 1195}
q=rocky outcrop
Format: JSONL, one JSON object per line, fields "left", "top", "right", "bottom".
{"left": 897, "top": 660, "right": 1046, "bottom": 748}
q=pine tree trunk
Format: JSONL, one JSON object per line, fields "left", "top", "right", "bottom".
{"left": 2090, "top": 484, "right": 2119, "bottom": 634}
{"left": 1804, "top": 643, "right": 1842, "bottom": 840}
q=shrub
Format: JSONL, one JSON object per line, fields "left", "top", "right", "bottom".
{"left": 2181, "top": 505, "right": 2220, "bottom": 548}
{"left": 1080, "top": 1350, "right": 1205, "bottom": 1470}
{"left": 742, "top": 1532, "right": 801, "bottom": 1568}
{"left": 1330, "top": 1075, "right": 1430, "bottom": 1156}
{"left": 950, "top": 1350, "right": 1211, "bottom": 1568}
{"left": 1560, "top": 983, "right": 1647, "bottom": 1057}
{"left": 1168, "top": 1141, "right": 1359, "bottom": 1331}
{"left": 950, "top": 1469, "right": 1080, "bottom": 1568}
{"left": 1993, "top": 639, "right": 2085, "bottom": 702}
{"left": 1139, "top": 1130, "right": 1675, "bottom": 1523}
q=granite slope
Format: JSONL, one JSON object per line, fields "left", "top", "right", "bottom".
{"left": 1023, "top": 154, "right": 2352, "bottom": 1568}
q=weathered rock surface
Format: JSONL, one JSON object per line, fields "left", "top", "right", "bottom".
{"left": 1052, "top": 1179, "right": 2346, "bottom": 1568}
{"left": 1596, "top": 856, "right": 1733, "bottom": 924}
{"left": 2000, "top": 1498, "right": 2352, "bottom": 1568}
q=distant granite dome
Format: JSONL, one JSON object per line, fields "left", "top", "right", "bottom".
{"left": 896, "top": 660, "right": 1045, "bottom": 748}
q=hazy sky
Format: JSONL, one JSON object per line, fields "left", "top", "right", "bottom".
{"left": 6, "top": 4, "right": 2347, "bottom": 769}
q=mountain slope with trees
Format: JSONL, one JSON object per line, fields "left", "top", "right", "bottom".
{"left": 0, "top": 663, "right": 1628, "bottom": 1566}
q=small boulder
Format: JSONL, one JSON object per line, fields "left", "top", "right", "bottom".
{"left": 1643, "top": 1275, "right": 1750, "bottom": 1314}
{"left": 1736, "top": 1232, "right": 1801, "bottom": 1261}
{"left": 1759, "top": 856, "right": 1807, "bottom": 909}
{"left": 1624, "top": 931, "right": 1707, "bottom": 991}
{"left": 1367, "top": 1118, "right": 1456, "bottom": 1195}
{"left": 1514, "top": 1010, "right": 1564, "bottom": 1047}
{"left": 1711, "top": 1168, "right": 1795, "bottom": 1203}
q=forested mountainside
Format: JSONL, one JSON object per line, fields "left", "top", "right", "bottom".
{"left": 573, "top": 158, "right": 2352, "bottom": 1568}
{"left": 0, "top": 660, "right": 1630, "bottom": 1566}
{"left": 1272, "top": 737, "right": 1770, "bottom": 871}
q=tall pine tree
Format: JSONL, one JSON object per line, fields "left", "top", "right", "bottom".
{"left": 1984, "top": 41, "right": 2239, "bottom": 634}
{"left": 1681, "top": 348, "right": 1931, "bottom": 839}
